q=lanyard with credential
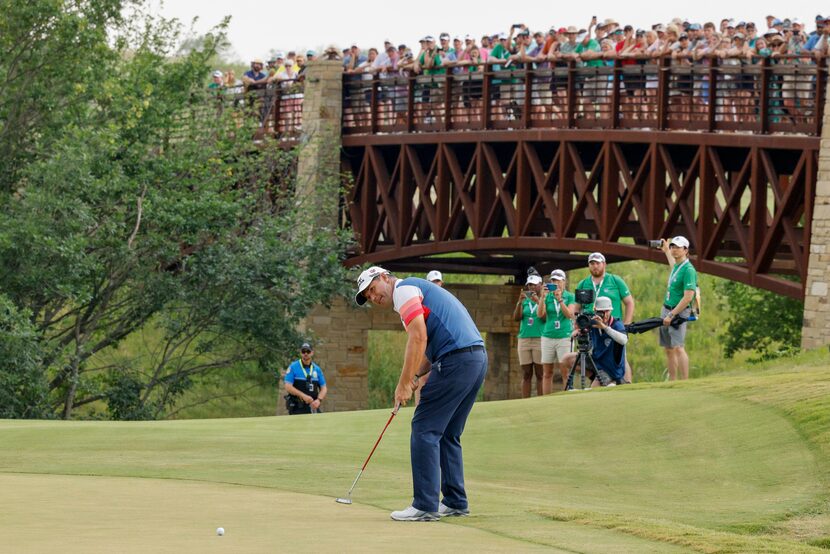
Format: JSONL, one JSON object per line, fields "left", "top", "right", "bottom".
{"left": 592, "top": 278, "right": 604, "bottom": 303}
{"left": 301, "top": 362, "right": 314, "bottom": 382}
{"left": 668, "top": 259, "right": 689, "bottom": 286}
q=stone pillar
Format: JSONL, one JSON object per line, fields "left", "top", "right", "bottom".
{"left": 802, "top": 87, "right": 830, "bottom": 350}
{"left": 295, "top": 59, "right": 342, "bottom": 228}
{"left": 277, "top": 298, "right": 370, "bottom": 415}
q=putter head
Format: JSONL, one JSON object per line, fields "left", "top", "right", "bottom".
{"left": 335, "top": 497, "right": 352, "bottom": 505}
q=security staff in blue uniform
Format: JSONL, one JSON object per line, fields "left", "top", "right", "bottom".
{"left": 355, "top": 266, "right": 487, "bottom": 522}
{"left": 284, "top": 342, "right": 327, "bottom": 415}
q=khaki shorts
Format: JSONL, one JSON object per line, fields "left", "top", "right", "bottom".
{"left": 517, "top": 337, "right": 542, "bottom": 365}
{"left": 541, "top": 337, "right": 571, "bottom": 364}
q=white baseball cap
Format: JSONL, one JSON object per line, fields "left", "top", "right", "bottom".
{"left": 526, "top": 274, "right": 542, "bottom": 285}
{"left": 354, "top": 266, "right": 390, "bottom": 306}
{"left": 588, "top": 252, "right": 606, "bottom": 263}
{"left": 426, "top": 270, "right": 443, "bottom": 282}
{"left": 670, "top": 236, "right": 690, "bottom": 248}
{"left": 550, "top": 269, "right": 567, "bottom": 281}
{"left": 594, "top": 296, "right": 613, "bottom": 311}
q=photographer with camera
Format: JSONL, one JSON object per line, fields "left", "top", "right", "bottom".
{"left": 537, "top": 269, "right": 575, "bottom": 393}
{"left": 562, "top": 296, "right": 628, "bottom": 387}
{"left": 513, "top": 273, "right": 544, "bottom": 398}
{"left": 574, "top": 252, "right": 635, "bottom": 382}
{"left": 659, "top": 236, "right": 698, "bottom": 380}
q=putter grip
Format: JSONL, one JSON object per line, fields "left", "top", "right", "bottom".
{"left": 392, "top": 403, "right": 401, "bottom": 415}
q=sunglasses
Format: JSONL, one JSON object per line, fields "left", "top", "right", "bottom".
{"left": 301, "top": 349, "right": 312, "bottom": 354}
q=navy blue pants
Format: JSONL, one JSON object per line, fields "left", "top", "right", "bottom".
{"left": 410, "top": 349, "right": 487, "bottom": 513}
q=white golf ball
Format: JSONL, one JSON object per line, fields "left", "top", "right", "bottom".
{"left": 216, "top": 527, "right": 225, "bottom": 536}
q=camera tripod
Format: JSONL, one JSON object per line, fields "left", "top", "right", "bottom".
{"left": 565, "top": 342, "right": 599, "bottom": 391}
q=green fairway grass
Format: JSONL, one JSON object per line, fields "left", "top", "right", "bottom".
{"left": 3, "top": 350, "right": 829, "bottom": 552}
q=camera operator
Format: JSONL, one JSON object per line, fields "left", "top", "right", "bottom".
{"left": 659, "top": 236, "right": 697, "bottom": 380}
{"left": 574, "top": 252, "right": 635, "bottom": 382}
{"left": 562, "top": 296, "right": 628, "bottom": 387}
{"left": 513, "top": 274, "right": 544, "bottom": 398}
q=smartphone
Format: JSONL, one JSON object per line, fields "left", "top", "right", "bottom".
{"left": 524, "top": 291, "right": 533, "bottom": 298}
{"left": 648, "top": 239, "right": 663, "bottom": 248}
{"left": 546, "top": 283, "right": 557, "bottom": 291}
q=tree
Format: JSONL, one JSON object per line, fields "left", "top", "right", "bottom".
{"left": 0, "top": 1, "right": 351, "bottom": 419}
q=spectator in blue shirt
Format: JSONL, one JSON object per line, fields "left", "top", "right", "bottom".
{"left": 242, "top": 58, "right": 268, "bottom": 91}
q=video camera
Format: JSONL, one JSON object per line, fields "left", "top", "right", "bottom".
{"left": 572, "top": 288, "right": 595, "bottom": 352}
{"left": 574, "top": 289, "right": 595, "bottom": 334}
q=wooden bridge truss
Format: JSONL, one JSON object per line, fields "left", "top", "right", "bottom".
{"left": 342, "top": 130, "right": 817, "bottom": 298}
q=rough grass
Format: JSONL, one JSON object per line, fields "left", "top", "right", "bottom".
{"left": 3, "top": 349, "right": 829, "bottom": 552}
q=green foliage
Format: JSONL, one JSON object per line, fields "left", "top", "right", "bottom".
{"left": 0, "top": 295, "right": 49, "bottom": 418}
{"left": 367, "top": 331, "right": 406, "bottom": 409}
{"left": 715, "top": 279, "right": 802, "bottom": 361}
{"left": 0, "top": 0, "right": 350, "bottom": 419}
{"left": 0, "top": 0, "right": 124, "bottom": 192}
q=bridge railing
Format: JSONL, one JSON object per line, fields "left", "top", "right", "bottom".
{"left": 342, "top": 55, "right": 826, "bottom": 136}
{"left": 173, "top": 81, "right": 304, "bottom": 141}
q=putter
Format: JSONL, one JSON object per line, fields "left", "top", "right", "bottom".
{"left": 335, "top": 402, "right": 401, "bottom": 505}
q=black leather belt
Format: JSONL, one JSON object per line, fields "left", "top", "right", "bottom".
{"left": 438, "top": 344, "right": 485, "bottom": 361}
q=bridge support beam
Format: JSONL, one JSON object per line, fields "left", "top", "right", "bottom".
{"left": 803, "top": 92, "right": 830, "bottom": 350}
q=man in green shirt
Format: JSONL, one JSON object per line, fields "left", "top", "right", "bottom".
{"left": 575, "top": 252, "right": 636, "bottom": 382}
{"left": 537, "top": 269, "right": 576, "bottom": 393}
{"left": 659, "top": 236, "right": 697, "bottom": 380}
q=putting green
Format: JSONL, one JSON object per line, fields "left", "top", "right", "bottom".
{"left": 4, "top": 473, "right": 557, "bottom": 553}
{"left": 2, "top": 376, "right": 827, "bottom": 552}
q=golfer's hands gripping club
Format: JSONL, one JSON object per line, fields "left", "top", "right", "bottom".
{"left": 394, "top": 381, "right": 414, "bottom": 407}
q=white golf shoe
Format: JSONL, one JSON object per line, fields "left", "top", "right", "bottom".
{"left": 390, "top": 505, "right": 439, "bottom": 521}
{"left": 438, "top": 502, "right": 470, "bottom": 517}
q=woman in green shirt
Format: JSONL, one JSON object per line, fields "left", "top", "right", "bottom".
{"left": 537, "top": 270, "right": 576, "bottom": 393}
{"left": 513, "top": 274, "right": 544, "bottom": 398}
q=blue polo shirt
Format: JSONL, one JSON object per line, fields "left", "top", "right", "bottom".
{"left": 393, "top": 277, "right": 483, "bottom": 362}
{"left": 284, "top": 360, "right": 326, "bottom": 387}
{"left": 244, "top": 70, "right": 267, "bottom": 81}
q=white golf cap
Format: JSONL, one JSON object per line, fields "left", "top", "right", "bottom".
{"left": 594, "top": 296, "right": 613, "bottom": 311}
{"left": 670, "top": 236, "right": 690, "bottom": 248}
{"left": 550, "top": 269, "right": 567, "bottom": 281}
{"left": 354, "top": 266, "right": 390, "bottom": 306}
{"left": 588, "top": 252, "right": 606, "bottom": 263}
{"left": 526, "top": 274, "right": 542, "bottom": 285}
{"left": 426, "top": 270, "right": 443, "bottom": 282}
{"left": 212, "top": 70, "right": 223, "bottom": 77}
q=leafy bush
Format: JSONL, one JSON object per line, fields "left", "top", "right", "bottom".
{"left": 715, "top": 280, "right": 802, "bottom": 362}
{"left": 0, "top": 295, "right": 49, "bottom": 418}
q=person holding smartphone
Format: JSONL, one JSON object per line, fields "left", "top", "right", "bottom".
{"left": 513, "top": 273, "right": 544, "bottom": 398}
{"left": 537, "top": 270, "right": 575, "bottom": 393}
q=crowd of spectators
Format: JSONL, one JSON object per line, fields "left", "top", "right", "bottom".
{"left": 339, "top": 15, "right": 828, "bottom": 78}
{"left": 206, "top": 14, "right": 829, "bottom": 131}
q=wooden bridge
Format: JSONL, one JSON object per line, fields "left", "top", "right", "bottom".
{"left": 235, "top": 57, "right": 826, "bottom": 300}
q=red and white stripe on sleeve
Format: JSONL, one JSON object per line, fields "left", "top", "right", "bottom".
{"left": 393, "top": 284, "right": 425, "bottom": 328}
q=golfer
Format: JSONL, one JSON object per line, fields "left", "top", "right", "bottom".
{"left": 355, "top": 266, "right": 487, "bottom": 521}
